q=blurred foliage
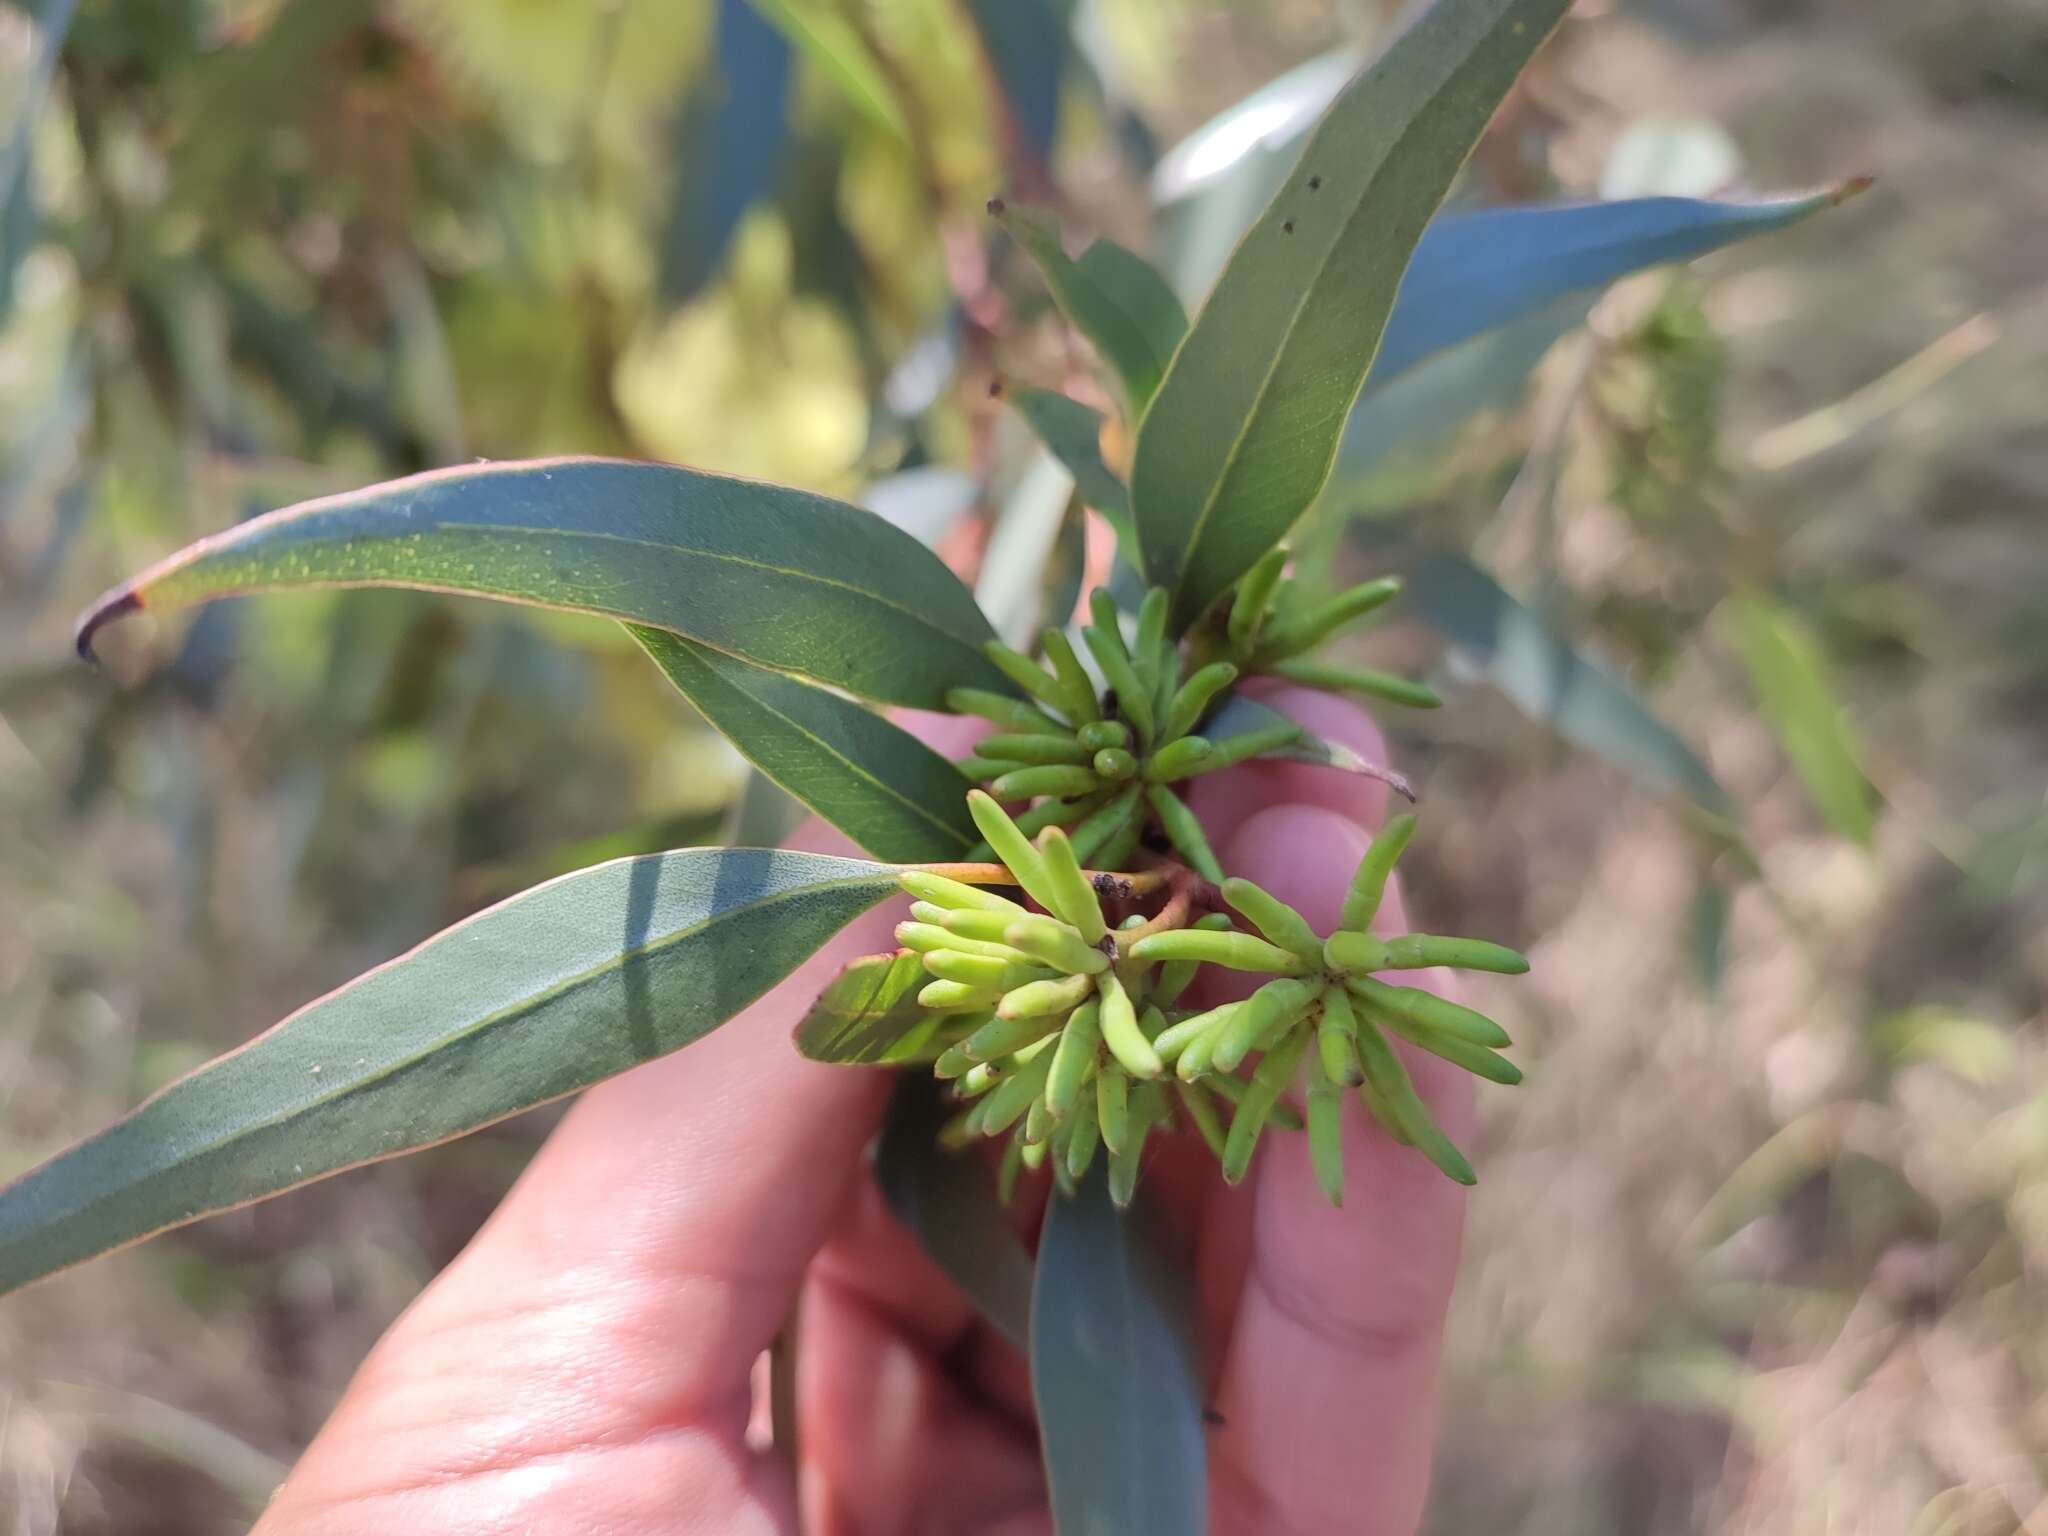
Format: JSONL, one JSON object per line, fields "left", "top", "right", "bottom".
{"left": 2, "top": 0, "right": 2045, "bottom": 1531}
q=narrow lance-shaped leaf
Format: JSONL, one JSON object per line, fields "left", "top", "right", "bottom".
{"left": 995, "top": 202, "right": 1188, "bottom": 417}
{"left": 1009, "top": 388, "right": 1134, "bottom": 544}
{"left": 1032, "top": 1168, "right": 1207, "bottom": 1535}
{"left": 1133, "top": 0, "right": 1573, "bottom": 631}
{"left": 795, "top": 951, "right": 953, "bottom": 1066}
{"left": 744, "top": 0, "right": 908, "bottom": 142}
{"left": 631, "top": 626, "right": 976, "bottom": 862}
{"left": 0, "top": 849, "right": 901, "bottom": 1297}
{"left": 1409, "top": 554, "right": 1727, "bottom": 810}
{"left": 75, "top": 457, "right": 1011, "bottom": 709}
{"left": 1725, "top": 591, "right": 1875, "bottom": 846}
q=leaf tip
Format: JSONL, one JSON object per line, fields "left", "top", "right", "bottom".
{"left": 986, "top": 195, "right": 1007, "bottom": 217}
{"left": 1830, "top": 174, "right": 1875, "bottom": 207}
{"left": 75, "top": 588, "right": 143, "bottom": 665}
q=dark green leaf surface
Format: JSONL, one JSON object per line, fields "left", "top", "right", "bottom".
{"left": 1032, "top": 1169, "right": 1206, "bottom": 1536}
{"left": 997, "top": 203, "right": 1188, "bottom": 416}
{"left": 875, "top": 1076, "right": 1036, "bottom": 1349}
{"left": 75, "top": 457, "right": 1008, "bottom": 709}
{"left": 633, "top": 627, "right": 976, "bottom": 861}
{"left": 1727, "top": 592, "right": 1875, "bottom": 846}
{"left": 1132, "top": 0, "right": 1572, "bottom": 630}
{"left": 0, "top": 848, "right": 899, "bottom": 1297}
{"left": 1009, "top": 388, "right": 1134, "bottom": 543}
{"left": 795, "top": 950, "right": 953, "bottom": 1065}
{"left": 1410, "top": 554, "right": 1726, "bottom": 809}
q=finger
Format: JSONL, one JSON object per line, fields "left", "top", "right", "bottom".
{"left": 1192, "top": 701, "right": 1470, "bottom": 1536}
{"left": 259, "top": 819, "right": 899, "bottom": 1536}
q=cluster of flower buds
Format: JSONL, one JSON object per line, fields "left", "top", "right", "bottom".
{"left": 892, "top": 792, "right": 1526, "bottom": 1206}
{"left": 945, "top": 588, "right": 1304, "bottom": 882}
{"left": 1192, "top": 547, "right": 1442, "bottom": 711}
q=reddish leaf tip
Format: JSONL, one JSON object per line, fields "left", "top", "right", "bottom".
{"left": 1831, "top": 174, "right": 1875, "bottom": 206}
{"left": 74, "top": 589, "right": 143, "bottom": 664}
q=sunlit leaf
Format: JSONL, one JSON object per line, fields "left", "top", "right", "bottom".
{"left": 1133, "top": 0, "right": 1572, "bottom": 631}
{"left": 875, "top": 1076, "right": 1035, "bottom": 1349}
{"left": 75, "top": 457, "right": 1010, "bottom": 709}
{"left": 1032, "top": 1169, "right": 1206, "bottom": 1535}
{"left": 1726, "top": 591, "right": 1875, "bottom": 846}
{"left": 1410, "top": 554, "right": 1726, "bottom": 809}
{"left": 633, "top": 627, "right": 976, "bottom": 861}
{"left": 0, "top": 849, "right": 901, "bottom": 1296}
{"left": 995, "top": 203, "right": 1188, "bottom": 417}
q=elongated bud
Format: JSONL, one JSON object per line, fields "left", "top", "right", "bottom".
{"left": 946, "top": 687, "right": 1065, "bottom": 732}
{"left": 963, "top": 1012, "right": 1061, "bottom": 1062}
{"left": 1092, "top": 746, "right": 1138, "bottom": 781}
{"left": 1144, "top": 783, "right": 1224, "bottom": 883}
{"left": 1163, "top": 662, "right": 1239, "bottom": 742}
{"left": 921, "top": 950, "right": 1052, "bottom": 990}
{"left": 1214, "top": 977, "right": 1318, "bottom": 1074}
{"left": 1094, "top": 972, "right": 1161, "bottom": 1078}
{"left": 926, "top": 905, "right": 1026, "bottom": 945}
{"left": 896, "top": 921, "right": 1032, "bottom": 965}
{"left": 990, "top": 764, "right": 1100, "bottom": 801}
{"left": 1256, "top": 576, "right": 1403, "bottom": 660}
{"left": 978, "top": 731, "right": 1090, "bottom": 766}
{"left": 934, "top": 1044, "right": 974, "bottom": 1079}
{"left": 1221, "top": 1026, "right": 1309, "bottom": 1183}
{"left": 1096, "top": 1062, "right": 1130, "bottom": 1154}
{"left": 1045, "top": 998, "right": 1103, "bottom": 1119}
{"left": 984, "top": 642, "right": 1073, "bottom": 713}
{"left": 1316, "top": 983, "right": 1363, "bottom": 1087}
{"left": 1270, "top": 658, "right": 1441, "bottom": 709}
{"left": 978, "top": 1045, "right": 1056, "bottom": 1136}
{"left": 1153, "top": 913, "right": 1221, "bottom": 1007}
{"left": 1093, "top": 806, "right": 1146, "bottom": 874}
{"left": 997, "top": 1130, "right": 1026, "bottom": 1202}
{"left": 1036, "top": 825, "right": 1107, "bottom": 941}
{"left": 920, "top": 978, "right": 1004, "bottom": 1012}
{"left": 956, "top": 755, "right": 1027, "bottom": 782}
{"left": 1306, "top": 1082, "right": 1346, "bottom": 1205}
{"left": 1064, "top": 1088, "right": 1102, "bottom": 1179}
{"left": 1339, "top": 812, "right": 1415, "bottom": 932}
{"left": 1382, "top": 934, "right": 1531, "bottom": 975}
{"left": 1024, "top": 1087, "right": 1055, "bottom": 1146}
{"left": 1130, "top": 928, "right": 1305, "bottom": 974}
{"left": 1346, "top": 974, "right": 1511, "bottom": 1047}
{"left": 1039, "top": 627, "right": 1101, "bottom": 722}
{"left": 1352, "top": 1020, "right": 1475, "bottom": 1184}
{"left": 1108, "top": 1082, "right": 1164, "bottom": 1207}
{"left": 1135, "top": 587, "right": 1169, "bottom": 671}
{"left": 1082, "top": 622, "right": 1154, "bottom": 743}
{"left": 1077, "top": 719, "right": 1129, "bottom": 752}
{"left": 901, "top": 870, "right": 1027, "bottom": 914}
{"left": 1145, "top": 735, "right": 1216, "bottom": 782}
{"left": 1152, "top": 1003, "right": 1236, "bottom": 1065}
{"left": 1324, "top": 930, "right": 1390, "bottom": 973}
{"left": 1221, "top": 877, "right": 1323, "bottom": 961}
{"left": 1173, "top": 1006, "right": 1233, "bottom": 1081}
{"left": 1175, "top": 1080, "right": 1229, "bottom": 1159}
{"left": 1067, "top": 785, "right": 1141, "bottom": 865}
{"left": 1197, "top": 720, "right": 1302, "bottom": 774}
{"left": 998, "top": 970, "right": 1095, "bottom": 1020}
{"left": 1002, "top": 915, "right": 1109, "bottom": 974}
{"left": 1376, "top": 1013, "right": 1522, "bottom": 1085}
{"left": 1357, "top": 1075, "right": 1413, "bottom": 1147}
{"left": 966, "top": 789, "right": 1065, "bottom": 914}
{"left": 1229, "top": 547, "right": 1288, "bottom": 651}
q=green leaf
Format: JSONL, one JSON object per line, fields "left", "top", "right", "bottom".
{"left": 1726, "top": 592, "right": 1875, "bottom": 846}
{"left": 75, "top": 457, "right": 1009, "bottom": 710}
{"left": 1032, "top": 1169, "right": 1206, "bottom": 1535}
{"left": 795, "top": 951, "right": 953, "bottom": 1065}
{"left": 632, "top": 626, "right": 976, "bottom": 861}
{"left": 0, "top": 849, "right": 899, "bottom": 1297}
{"left": 875, "top": 1076, "right": 1035, "bottom": 1350}
{"left": 995, "top": 203, "right": 1188, "bottom": 417}
{"left": 1009, "top": 388, "right": 1134, "bottom": 544}
{"left": 1409, "top": 554, "right": 1727, "bottom": 810}
{"left": 744, "top": 0, "right": 908, "bottom": 142}
{"left": 1132, "top": 0, "right": 1572, "bottom": 631}
{"left": 1204, "top": 691, "right": 1417, "bottom": 800}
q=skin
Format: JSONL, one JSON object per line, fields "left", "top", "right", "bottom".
{"left": 254, "top": 685, "right": 1470, "bottom": 1535}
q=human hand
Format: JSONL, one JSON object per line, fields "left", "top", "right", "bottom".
{"left": 254, "top": 687, "right": 1470, "bottom": 1536}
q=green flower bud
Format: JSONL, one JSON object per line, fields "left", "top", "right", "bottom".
{"left": 1221, "top": 1025, "right": 1309, "bottom": 1183}
{"left": 1036, "top": 824, "right": 1107, "bottom": 941}
{"left": 1352, "top": 1020, "right": 1475, "bottom": 1184}
{"left": 1381, "top": 934, "right": 1531, "bottom": 974}
{"left": 1092, "top": 806, "right": 1147, "bottom": 874}
{"left": 1002, "top": 915, "right": 1109, "bottom": 975}
{"left": 1039, "top": 627, "right": 1101, "bottom": 722}
{"left": 1338, "top": 812, "right": 1415, "bottom": 933}
{"left": 1145, "top": 735, "right": 1216, "bottom": 782}
{"left": 920, "top": 979, "right": 1005, "bottom": 1012}
{"left": 1213, "top": 977, "right": 1319, "bottom": 1074}
{"left": 1175, "top": 1080, "right": 1229, "bottom": 1160}
{"left": 1228, "top": 547, "right": 1288, "bottom": 652}
{"left": 989, "top": 764, "right": 1101, "bottom": 801}
{"left": 895, "top": 921, "right": 1031, "bottom": 965}
{"left": 1316, "top": 983, "right": 1363, "bottom": 1087}
{"left": 920, "top": 950, "right": 1051, "bottom": 991}
{"left": 946, "top": 687, "right": 1065, "bottom": 733}
{"left": 1324, "top": 930, "right": 1391, "bottom": 973}
{"left": 978, "top": 1044, "right": 1056, "bottom": 1136}
{"left": 1269, "top": 658, "right": 1441, "bottom": 710}
{"left": 1068, "top": 785, "right": 1142, "bottom": 865}
{"left": 1174, "top": 1006, "right": 1231, "bottom": 1081}
{"left": 1108, "top": 1082, "right": 1164, "bottom": 1207}
{"left": 1045, "top": 997, "right": 1102, "bottom": 1119}
{"left": 1255, "top": 576, "right": 1403, "bottom": 661}
{"left": 1095, "top": 1062, "right": 1130, "bottom": 1155}
{"left": 1345, "top": 974, "right": 1512, "bottom": 1047}
{"left": 956, "top": 755, "right": 1028, "bottom": 782}
{"left": 1221, "top": 877, "right": 1324, "bottom": 961}
{"left": 962, "top": 1012, "right": 1061, "bottom": 1062}
{"left": 1152, "top": 1003, "right": 1236, "bottom": 1065}
{"left": 1134, "top": 588, "right": 1170, "bottom": 680}
{"left": 998, "top": 970, "right": 1095, "bottom": 1020}
{"left": 1092, "top": 747, "right": 1138, "bottom": 781}
{"left": 1077, "top": 720, "right": 1129, "bottom": 752}
{"left": 1024, "top": 1086, "right": 1055, "bottom": 1146}
{"left": 998, "top": 1131, "right": 1026, "bottom": 1203}
{"left": 965, "top": 789, "right": 1064, "bottom": 915}
{"left": 1198, "top": 720, "right": 1303, "bottom": 774}
{"left": 1163, "top": 662, "right": 1239, "bottom": 743}
{"left": 984, "top": 642, "right": 1074, "bottom": 714}
{"left": 1144, "top": 783, "right": 1224, "bottom": 883}
{"left": 1306, "top": 1081, "right": 1346, "bottom": 1206}
{"left": 901, "top": 870, "right": 1026, "bottom": 915}
{"left": 1206, "top": 1071, "right": 1304, "bottom": 1131}
{"left": 978, "top": 732, "right": 1090, "bottom": 766}
{"left": 934, "top": 1044, "right": 974, "bottom": 1080}
{"left": 1096, "top": 971, "right": 1161, "bottom": 1079}
{"left": 1130, "top": 928, "right": 1306, "bottom": 974}
{"left": 1064, "top": 1089, "right": 1102, "bottom": 1180}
